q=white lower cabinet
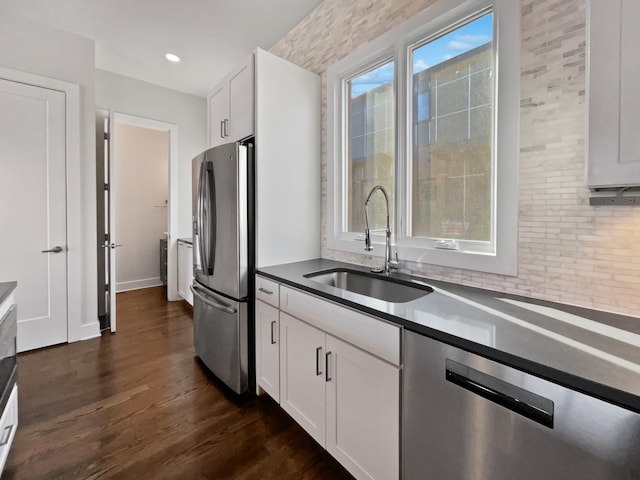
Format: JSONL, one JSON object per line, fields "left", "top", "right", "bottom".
{"left": 278, "top": 305, "right": 400, "bottom": 480}
{"left": 256, "top": 299, "right": 280, "bottom": 402}
{"left": 255, "top": 278, "right": 401, "bottom": 480}
{"left": 326, "top": 335, "right": 399, "bottom": 480}
{"left": 177, "top": 241, "right": 193, "bottom": 305}
{"left": 0, "top": 385, "right": 17, "bottom": 473}
{"left": 279, "top": 312, "right": 327, "bottom": 446}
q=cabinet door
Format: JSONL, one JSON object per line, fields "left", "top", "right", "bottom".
{"left": 208, "top": 82, "right": 228, "bottom": 148}
{"left": 178, "top": 242, "right": 186, "bottom": 298}
{"left": 588, "top": 0, "right": 640, "bottom": 187}
{"left": 0, "top": 385, "right": 17, "bottom": 473}
{"left": 326, "top": 335, "right": 400, "bottom": 480}
{"left": 256, "top": 300, "right": 280, "bottom": 401}
{"left": 177, "top": 242, "right": 186, "bottom": 298}
{"left": 227, "top": 55, "right": 254, "bottom": 142}
{"left": 184, "top": 243, "right": 193, "bottom": 305}
{"left": 279, "top": 312, "right": 326, "bottom": 446}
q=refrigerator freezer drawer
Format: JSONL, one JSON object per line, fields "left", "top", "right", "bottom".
{"left": 192, "top": 283, "right": 248, "bottom": 394}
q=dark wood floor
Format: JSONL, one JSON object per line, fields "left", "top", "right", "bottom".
{"left": 4, "top": 287, "right": 353, "bottom": 479}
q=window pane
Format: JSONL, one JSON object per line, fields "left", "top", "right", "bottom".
{"left": 347, "top": 60, "right": 394, "bottom": 233}
{"left": 410, "top": 13, "right": 493, "bottom": 242}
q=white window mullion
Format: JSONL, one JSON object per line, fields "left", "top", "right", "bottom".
{"left": 395, "top": 42, "right": 407, "bottom": 249}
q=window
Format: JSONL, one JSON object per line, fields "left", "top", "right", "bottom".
{"left": 409, "top": 13, "right": 493, "bottom": 244}
{"left": 328, "top": 0, "right": 519, "bottom": 275}
{"left": 347, "top": 60, "right": 395, "bottom": 233}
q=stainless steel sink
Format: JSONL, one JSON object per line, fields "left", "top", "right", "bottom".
{"left": 303, "top": 268, "right": 432, "bottom": 303}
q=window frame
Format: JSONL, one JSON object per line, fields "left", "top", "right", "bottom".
{"left": 327, "top": 0, "right": 519, "bottom": 275}
{"left": 341, "top": 54, "right": 396, "bottom": 235}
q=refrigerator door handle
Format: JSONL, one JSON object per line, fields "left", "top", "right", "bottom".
{"left": 197, "top": 161, "right": 207, "bottom": 274}
{"left": 201, "top": 162, "right": 216, "bottom": 275}
{"left": 190, "top": 285, "right": 237, "bottom": 314}
{"left": 207, "top": 163, "right": 217, "bottom": 273}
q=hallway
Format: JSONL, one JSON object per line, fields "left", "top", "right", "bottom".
{"left": 4, "top": 287, "right": 352, "bottom": 479}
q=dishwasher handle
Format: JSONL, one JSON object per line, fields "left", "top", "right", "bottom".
{"left": 446, "top": 359, "right": 554, "bottom": 428}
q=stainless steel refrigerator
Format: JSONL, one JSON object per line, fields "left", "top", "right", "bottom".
{"left": 191, "top": 141, "right": 254, "bottom": 394}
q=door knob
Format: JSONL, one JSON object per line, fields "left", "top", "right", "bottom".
{"left": 100, "top": 243, "right": 122, "bottom": 249}
{"left": 42, "top": 246, "right": 63, "bottom": 253}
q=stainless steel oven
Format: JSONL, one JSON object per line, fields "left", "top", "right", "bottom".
{"left": 0, "top": 306, "right": 17, "bottom": 416}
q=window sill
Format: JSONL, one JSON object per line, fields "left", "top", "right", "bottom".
{"left": 328, "top": 235, "right": 517, "bottom": 276}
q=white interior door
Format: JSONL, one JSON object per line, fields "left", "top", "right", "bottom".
{"left": 0, "top": 78, "right": 68, "bottom": 352}
{"left": 108, "top": 111, "right": 117, "bottom": 332}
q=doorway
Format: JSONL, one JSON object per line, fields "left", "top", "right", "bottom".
{"left": 97, "top": 112, "right": 179, "bottom": 332}
{"left": 114, "top": 123, "right": 169, "bottom": 293}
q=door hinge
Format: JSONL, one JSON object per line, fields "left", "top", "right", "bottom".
{"left": 104, "top": 233, "right": 109, "bottom": 242}
{"left": 104, "top": 183, "right": 109, "bottom": 191}
{"left": 105, "top": 283, "right": 109, "bottom": 292}
{"left": 104, "top": 132, "right": 110, "bottom": 140}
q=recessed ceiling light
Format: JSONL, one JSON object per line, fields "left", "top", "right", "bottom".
{"left": 165, "top": 53, "right": 181, "bottom": 63}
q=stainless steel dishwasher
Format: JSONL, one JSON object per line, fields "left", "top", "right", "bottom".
{"left": 403, "top": 331, "right": 640, "bottom": 480}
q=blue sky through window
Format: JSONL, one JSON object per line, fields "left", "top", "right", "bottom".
{"left": 350, "top": 13, "right": 493, "bottom": 97}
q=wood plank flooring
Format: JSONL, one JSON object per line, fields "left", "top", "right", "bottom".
{"left": 4, "top": 287, "right": 353, "bottom": 479}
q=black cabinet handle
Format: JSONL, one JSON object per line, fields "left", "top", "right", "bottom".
{"left": 446, "top": 359, "right": 554, "bottom": 428}
{"left": 270, "top": 321, "right": 276, "bottom": 345}
{"left": 325, "top": 351, "right": 332, "bottom": 382}
{"left": 315, "top": 347, "right": 322, "bottom": 376}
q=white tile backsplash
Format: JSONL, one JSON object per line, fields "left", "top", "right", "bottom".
{"left": 270, "top": 0, "right": 640, "bottom": 318}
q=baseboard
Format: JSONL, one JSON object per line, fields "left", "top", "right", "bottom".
{"left": 116, "top": 278, "right": 162, "bottom": 293}
{"left": 69, "top": 320, "right": 101, "bottom": 343}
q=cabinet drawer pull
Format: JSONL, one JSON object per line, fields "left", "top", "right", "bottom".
{"left": 316, "top": 347, "right": 322, "bottom": 376}
{"left": 325, "top": 351, "right": 332, "bottom": 381}
{"left": 270, "top": 321, "right": 277, "bottom": 345}
{"left": 258, "top": 287, "right": 274, "bottom": 295}
{"left": 220, "top": 120, "right": 225, "bottom": 139}
{"left": 0, "top": 424, "right": 13, "bottom": 446}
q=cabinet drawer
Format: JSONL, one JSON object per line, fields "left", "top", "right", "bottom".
{"left": 255, "top": 276, "right": 279, "bottom": 307}
{"left": 0, "top": 385, "right": 17, "bottom": 473}
{"left": 280, "top": 286, "right": 401, "bottom": 366}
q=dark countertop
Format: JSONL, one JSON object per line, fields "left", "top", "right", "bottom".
{"left": 257, "top": 258, "right": 640, "bottom": 413}
{"left": 178, "top": 238, "right": 193, "bottom": 244}
{"left": 0, "top": 282, "right": 16, "bottom": 306}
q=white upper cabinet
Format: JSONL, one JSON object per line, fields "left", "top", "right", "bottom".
{"left": 206, "top": 48, "right": 321, "bottom": 268}
{"left": 207, "top": 53, "right": 254, "bottom": 147}
{"left": 207, "top": 83, "right": 228, "bottom": 148}
{"left": 227, "top": 60, "right": 254, "bottom": 142}
{"left": 254, "top": 48, "right": 321, "bottom": 268}
{"left": 588, "top": 0, "right": 640, "bottom": 188}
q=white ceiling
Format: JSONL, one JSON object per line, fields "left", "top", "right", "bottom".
{"left": 0, "top": 0, "right": 323, "bottom": 97}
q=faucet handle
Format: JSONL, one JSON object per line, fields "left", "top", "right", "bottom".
{"left": 390, "top": 251, "right": 399, "bottom": 268}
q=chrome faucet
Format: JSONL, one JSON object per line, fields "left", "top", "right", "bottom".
{"left": 364, "top": 185, "right": 398, "bottom": 275}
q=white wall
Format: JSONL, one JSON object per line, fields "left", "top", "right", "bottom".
{"left": 114, "top": 123, "right": 169, "bottom": 292}
{"left": 95, "top": 69, "right": 207, "bottom": 239}
{"left": 0, "top": 12, "right": 98, "bottom": 340}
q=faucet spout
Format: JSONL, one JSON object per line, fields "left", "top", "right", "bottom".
{"left": 363, "top": 186, "right": 398, "bottom": 275}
